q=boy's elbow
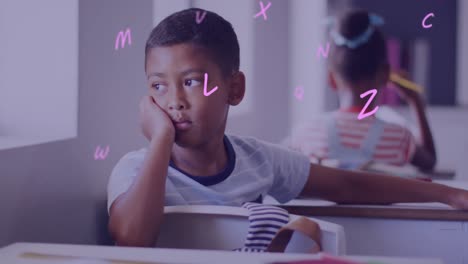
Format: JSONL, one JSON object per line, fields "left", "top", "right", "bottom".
{"left": 108, "top": 218, "right": 135, "bottom": 246}
{"left": 108, "top": 216, "right": 158, "bottom": 247}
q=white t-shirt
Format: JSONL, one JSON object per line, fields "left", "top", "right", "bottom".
{"left": 107, "top": 134, "right": 311, "bottom": 212}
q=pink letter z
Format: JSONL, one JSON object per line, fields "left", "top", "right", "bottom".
{"left": 358, "top": 89, "right": 379, "bottom": 120}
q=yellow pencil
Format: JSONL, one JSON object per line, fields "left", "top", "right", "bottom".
{"left": 390, "top": 72, "right": 424, "bottom": 94}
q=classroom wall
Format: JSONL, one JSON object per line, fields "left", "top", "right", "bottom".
{"left": 227, "top": 0, "right": 291, "bottom": 142}
{"left": 288, "top": 0, "right": 329, "bottom": 128}
{"left": 0, "top": 0, "right": 152, "bottom": 247}
{"left": 457, "top": 0, "right": 468, "bottom": 106}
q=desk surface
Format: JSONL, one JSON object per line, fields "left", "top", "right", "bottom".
{"left": 428, "top": 170, "right": 456, "bottom": 180}
{"left": 265, "top": 181, "right": 468, "bottom": 221}
{"left": 0, "top": 243, "right": 443, "bottom": 264}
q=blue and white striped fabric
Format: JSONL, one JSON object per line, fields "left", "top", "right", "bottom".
{"left": 233, "top": 203, "right": 290, "bottom": 252}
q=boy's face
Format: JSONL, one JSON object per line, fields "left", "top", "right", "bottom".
{"left": 145, "top": 43, "right": 244, "bottom": 148}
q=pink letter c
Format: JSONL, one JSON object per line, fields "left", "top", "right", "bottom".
{"left": 422, "top": 13, "right": 434, "bottom": 29}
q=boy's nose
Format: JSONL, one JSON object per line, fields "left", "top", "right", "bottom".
{"left": 167, "top": 89, "right": 187, "bottom": 111}
{"left": 168, "top": 101, "right": 185, "bottom": 110}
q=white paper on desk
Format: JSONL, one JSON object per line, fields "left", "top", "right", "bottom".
{"left": 318, "top": 159, "right": 429, "bottom": 179}
{"left": 18, "top": 253, "right": 113, "bottom": 264}
{"left": 64, "top": 259, "right": 112, "bottom": 264}
{"left": 18, "top": 252, "right": 168, "bottom": 264}
{"left": 362, "top": 163, "right": 429, "bottom": 178}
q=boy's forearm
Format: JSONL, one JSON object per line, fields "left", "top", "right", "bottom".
{"left": 109, "top": 134, "right": 173, "bottom": 247}
{"left": 338, "top": 169, "right": 451, "bottom": 205}
{"left": 303, "top": 164, "right": 454, "bottom": 205}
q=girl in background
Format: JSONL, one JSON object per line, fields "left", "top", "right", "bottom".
{"left": 286, "top": 10, "right": 436, "bottom": 171}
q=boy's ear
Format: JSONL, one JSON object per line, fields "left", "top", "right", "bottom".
{"left": 328, "top": 71, "right": 338, "bottom": 91}
{"left": 228, "top": 71, "right": 245, "bottom": 106}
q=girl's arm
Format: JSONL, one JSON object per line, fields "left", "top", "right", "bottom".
{"left": 408, "top": 96, "right": 437, "bottom": 171}
{"left": 299, "top": 163, "right": 468, "bottom": 209}
{"left": 391, "top": 72, "right": 436, "bottom": 171}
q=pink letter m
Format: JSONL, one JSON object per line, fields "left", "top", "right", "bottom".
{"left": 115, "top": 28, "right": 132, "bottom": 50}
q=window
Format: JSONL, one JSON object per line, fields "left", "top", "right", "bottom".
{"left": 0, "top": 0, "right": 78, "bottom": 150}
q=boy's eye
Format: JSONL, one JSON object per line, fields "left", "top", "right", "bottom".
{"left": 184, "top": 79, "right": 202, "bottom": 87}
{"left": 152, "top": 83, "right": 166, "bottom": 91}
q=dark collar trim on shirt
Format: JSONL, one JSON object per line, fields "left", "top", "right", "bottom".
{"left": 169, "top": 135, "right": 236, "bottom": 186}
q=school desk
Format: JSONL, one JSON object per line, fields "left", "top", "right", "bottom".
{"left": 264, "top": 180, "right": 468, "bottom": 264}
{"left": 428, "top": 170, "right": 456, "bottom": 180}
{"left": 0, "top": 242, "right": 444, "bottom": 264}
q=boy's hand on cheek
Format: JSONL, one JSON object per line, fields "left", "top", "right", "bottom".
{"left": 139, "top": 95, "right": 175, "bottom": 143}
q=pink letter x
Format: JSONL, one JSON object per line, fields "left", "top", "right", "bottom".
{"left": 254, "top": 1, "right": 272, "bottom": 21}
